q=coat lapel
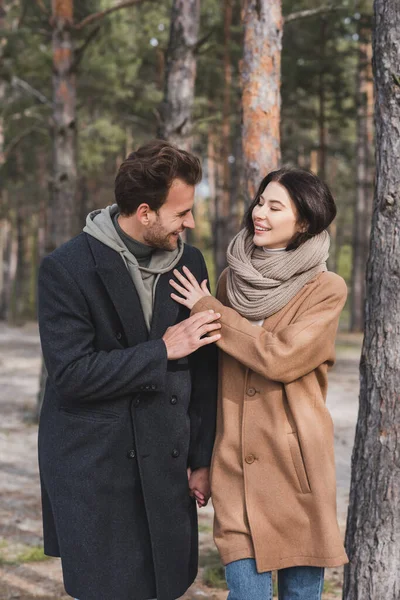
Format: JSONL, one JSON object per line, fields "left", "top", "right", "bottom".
{"left": 87, "top": 235, "right": 148, "bottom": 345}
{"left": 149, "top": 271, "right": 181, "bottom": 340}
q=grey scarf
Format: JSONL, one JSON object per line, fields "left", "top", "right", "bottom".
{"left": 226, "top": 229, "right": 330, "bottom": 320}
{"left": 83, "top": 205, "right": 184, "bottom": 331}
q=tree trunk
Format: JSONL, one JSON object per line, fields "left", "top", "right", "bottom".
{"left": 0, "top": 0, "right": 5, "bottom": 170}
{"left": 49, "top": 0, "right": 78, "bottom": 253}
{"left": 343, "top": 2, "right": 400, "bottom": 598}
{"left": 0, "top": 209, "right": 12, "bottom": 321}
{"left": 241, "top": 0, "right": 282, "bottom": 204}
{"left": 0, "top": 0, "right": 9, "bottom": 321}
{"left": 318, "top": 18, "right": 327, "bottom": 182}
{"left": 7, "top": 206, "right": 26, "bottom": 326}
{"left": 158, "top": 0, "right": 200, "bottom": 151}
{"left": 214, "top": 0, "right": 234, "bottom": 278}
{"left": 38, "top": 0, "right": 77, "bottom": 416}
{"left": 350, "top": 23, "right": 374, "bottom": 332}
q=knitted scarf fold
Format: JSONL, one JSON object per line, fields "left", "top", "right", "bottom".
{"left": 226, "top": 229, "right": 330, "bottom": 320}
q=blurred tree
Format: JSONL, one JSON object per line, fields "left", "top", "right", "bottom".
{"left": 49, "top": 0, "right": 77, "bottom": 252}
{"left": 242, "top": 0, "right": 283, "bottom": 204}
{"left": 158, "top": 0, "right": 200, "bottom": 150}
{"left": 343, "top": 1, "right": 400, "bottom": 597}
{"left": 350, "top": 3, "right": 374, "bottom": 332}
{"left": 213, "top": 0, "right": 235, "bottom": 277}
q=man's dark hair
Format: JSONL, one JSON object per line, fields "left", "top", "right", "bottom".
{"left": 115, "top": 140, "right": 202, "bottom": 215}
{"left": 244, "top": 167, "right": 337, "bottom": 250}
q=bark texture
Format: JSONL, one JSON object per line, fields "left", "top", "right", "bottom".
{"left": 350, "top": 23, "right": 374, "bottom": 332}
{"left": 214, "top": 0, "right": 235, "bottom": 277}
{"left": 241, "top": 0, "right": 282, "bottom": 203}
{"left": 343, "top": 1, "right": 400, "bottom": 598}
{"left": 158, "top": 0, "right": 200, "bottom": 150}
{"left": 0, "top": 0, "right": 5, "bottom": 169}
{"left": 49, "top": 0, "right": 78, "bottom": 252}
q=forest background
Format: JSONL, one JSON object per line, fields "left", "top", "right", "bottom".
{"left": 0, "top": 0, "right": 373, "bottom": 331}
{"left": 2, "top": 1, "right": 398, "bottom": 599}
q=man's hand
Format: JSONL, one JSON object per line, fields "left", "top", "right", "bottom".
{"left": 189, "top": 467, "right": 211, "bottom": 508}
{"left": 162, "top": 311, "right": 221, "bottom": 360}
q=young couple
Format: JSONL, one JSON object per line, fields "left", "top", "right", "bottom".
{"left": 38, "top": 140, "right": 348, "bottom": 600}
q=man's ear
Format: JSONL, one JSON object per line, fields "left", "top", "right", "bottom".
{"left": 136, "top": 203, "right": 151, "bottom": 225}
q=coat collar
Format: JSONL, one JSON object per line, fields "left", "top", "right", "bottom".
{"left": 87, "top": 234, "right": 148, "bottom": 345}
{"left": 87, "top": 234, "right": 182, "bottom": 344}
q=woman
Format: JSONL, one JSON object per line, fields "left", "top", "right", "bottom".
{"left": 169, "top": 168, "right": 348, "bottom": 600}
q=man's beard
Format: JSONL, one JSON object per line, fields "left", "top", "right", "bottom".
{"left": 143, "top": 219, "right": 182, "bottom": 251}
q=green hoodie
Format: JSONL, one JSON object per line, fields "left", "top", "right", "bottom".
{"left": 83, "top": 204, "right": 184, "bottom": 331}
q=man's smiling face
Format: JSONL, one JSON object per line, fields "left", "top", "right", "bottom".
{"left": 143, "top": 179, "right": 196, "bottom": 251}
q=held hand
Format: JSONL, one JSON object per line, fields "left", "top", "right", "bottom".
{"left": 170, "top": 266, "right": 212, "bottom": 310}
{"left": 189, "top": 467, "right": 211, "bottom": 508}
{"left": 162, "top": 310, "right": 221, "bottom": 360}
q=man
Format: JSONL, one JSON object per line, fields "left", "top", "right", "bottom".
{"left": 38, "top": 140, "right": 219, "bottom": 600}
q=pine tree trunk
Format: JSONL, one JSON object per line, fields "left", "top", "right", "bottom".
{"left": 0, "top": 212, "right": 12, "bottom": 321}
{"left": 241, "top": 0, "right": 282, "bottom": 204}
{"left": 49, "top": 0, "right": 78, "bottom": 252}
{"left": 350, "top": 24, "right": 374, "bottom": 332}
{"left": 38, "top": 0, "right": 77, "bottom": 416}
{"left": 158, "top": 0, "right": 200, "bottom": 151}
{"left": 214, "top": 0, "right": 234, "bottom": 278}
{"left": 0, "top": 0, "right": 5, "bottom": 170}
{"left": 343, "top": 2, "right": 400, "bottom": 597}
{"left": 0, "top": 0, "right": 10, "bottom": 321}
{"left": 318, "top": 18, "right": 327, "bottom": 182}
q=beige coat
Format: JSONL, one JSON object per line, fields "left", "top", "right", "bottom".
{"left": 191, "top": 270, "right": 349, "bottom": 572}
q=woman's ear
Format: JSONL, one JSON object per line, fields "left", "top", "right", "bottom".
{"left": 297, "top": 220, "right": 308, "bottom": 234}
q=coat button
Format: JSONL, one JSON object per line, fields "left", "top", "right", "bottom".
{"left": 245, "top": 454, "right": 255, "bottom": 464}
{"left": 151, "top": 385, "right": 157, "bottom": 391}
{"left": 247, "top": 387, "right": 256, "bottom": 397}
{"left": 171, "top": 449, "right": 180, "bottom": 458}
{"left": 116, "top": 332, "right": 122, "bottom": 340}
{"left": 170, "top": 395, "right": 178, "bottom": 405}
{"left": 127, "top": 450, "right": 136, "bottom": 459}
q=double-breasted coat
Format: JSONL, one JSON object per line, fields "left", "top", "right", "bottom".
{"left": 37, "top": 233, "right": 217, "bottom": 600}
{"left": 191, "top": 270, "right": 349, "bottom": 572}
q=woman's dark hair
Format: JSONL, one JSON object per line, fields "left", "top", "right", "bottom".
{"left": 115, "top": 139, "right": 202, "bottom": 215}
{"left": 244, "top": 167, "right": 337, "bottom": 250}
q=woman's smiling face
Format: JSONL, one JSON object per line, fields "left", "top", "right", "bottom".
{"left": 252, "top": 181, "right": 303, "bottom": 249}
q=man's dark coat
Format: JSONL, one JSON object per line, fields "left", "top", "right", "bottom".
{"left": 37, "top": 232, "right": 217, "bottom": 600}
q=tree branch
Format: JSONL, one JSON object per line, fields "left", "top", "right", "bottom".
{"left": 3, "top": 125, "right": 47, "bottom": 162}
{"left": 18, "top": 0, "right": 29, "bottom": 29}
{"left": 193, "top": 28, "right": 215, "bottom": 54}
{"left": 284, "top": 5, "right": 347, "bottom": 24}
{"left": 72, "top": 25, "right": 101, "bottom": 70}
{"left": 11, "top": 76, "right": 52, "bottom": 106}
{"left": 74, "top": 0, "right": 157, "bottom": 31}
{"left": 34, "top": 0, "right": 48, "bottom": 14}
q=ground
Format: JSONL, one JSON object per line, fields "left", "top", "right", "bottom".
{"left": 0, "top": 323, "right": 362, "bottom": 599}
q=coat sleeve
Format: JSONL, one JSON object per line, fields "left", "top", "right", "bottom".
{"left": 191, "top": 274, "right": 347, "bottom": 385}
{"left": 38, "top": 254, "right": 168, "bottom": 403}
{"left": 187, "top": 251, "right": 218, "bottom": 470}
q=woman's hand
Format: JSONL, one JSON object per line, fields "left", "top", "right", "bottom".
{"left": 170, "top": 266, "right": 212, "bottom": 310}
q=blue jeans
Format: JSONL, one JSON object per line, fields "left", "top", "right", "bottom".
{"left": 226, "top": 558, "right": 324, "bottom": 600}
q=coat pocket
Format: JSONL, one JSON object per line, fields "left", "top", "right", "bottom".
{"left": 287, "top": 432, "right": 311, "bottom": 494}
{"left": 59, "top": 406, "right": 119, "bottom": 423}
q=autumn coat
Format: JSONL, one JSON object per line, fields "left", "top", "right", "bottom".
{"left": 191, "top": 270, "right": 349, "bottom": 571}
{"left": 37, "top": 233, "right": 217, "bottom": 600}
